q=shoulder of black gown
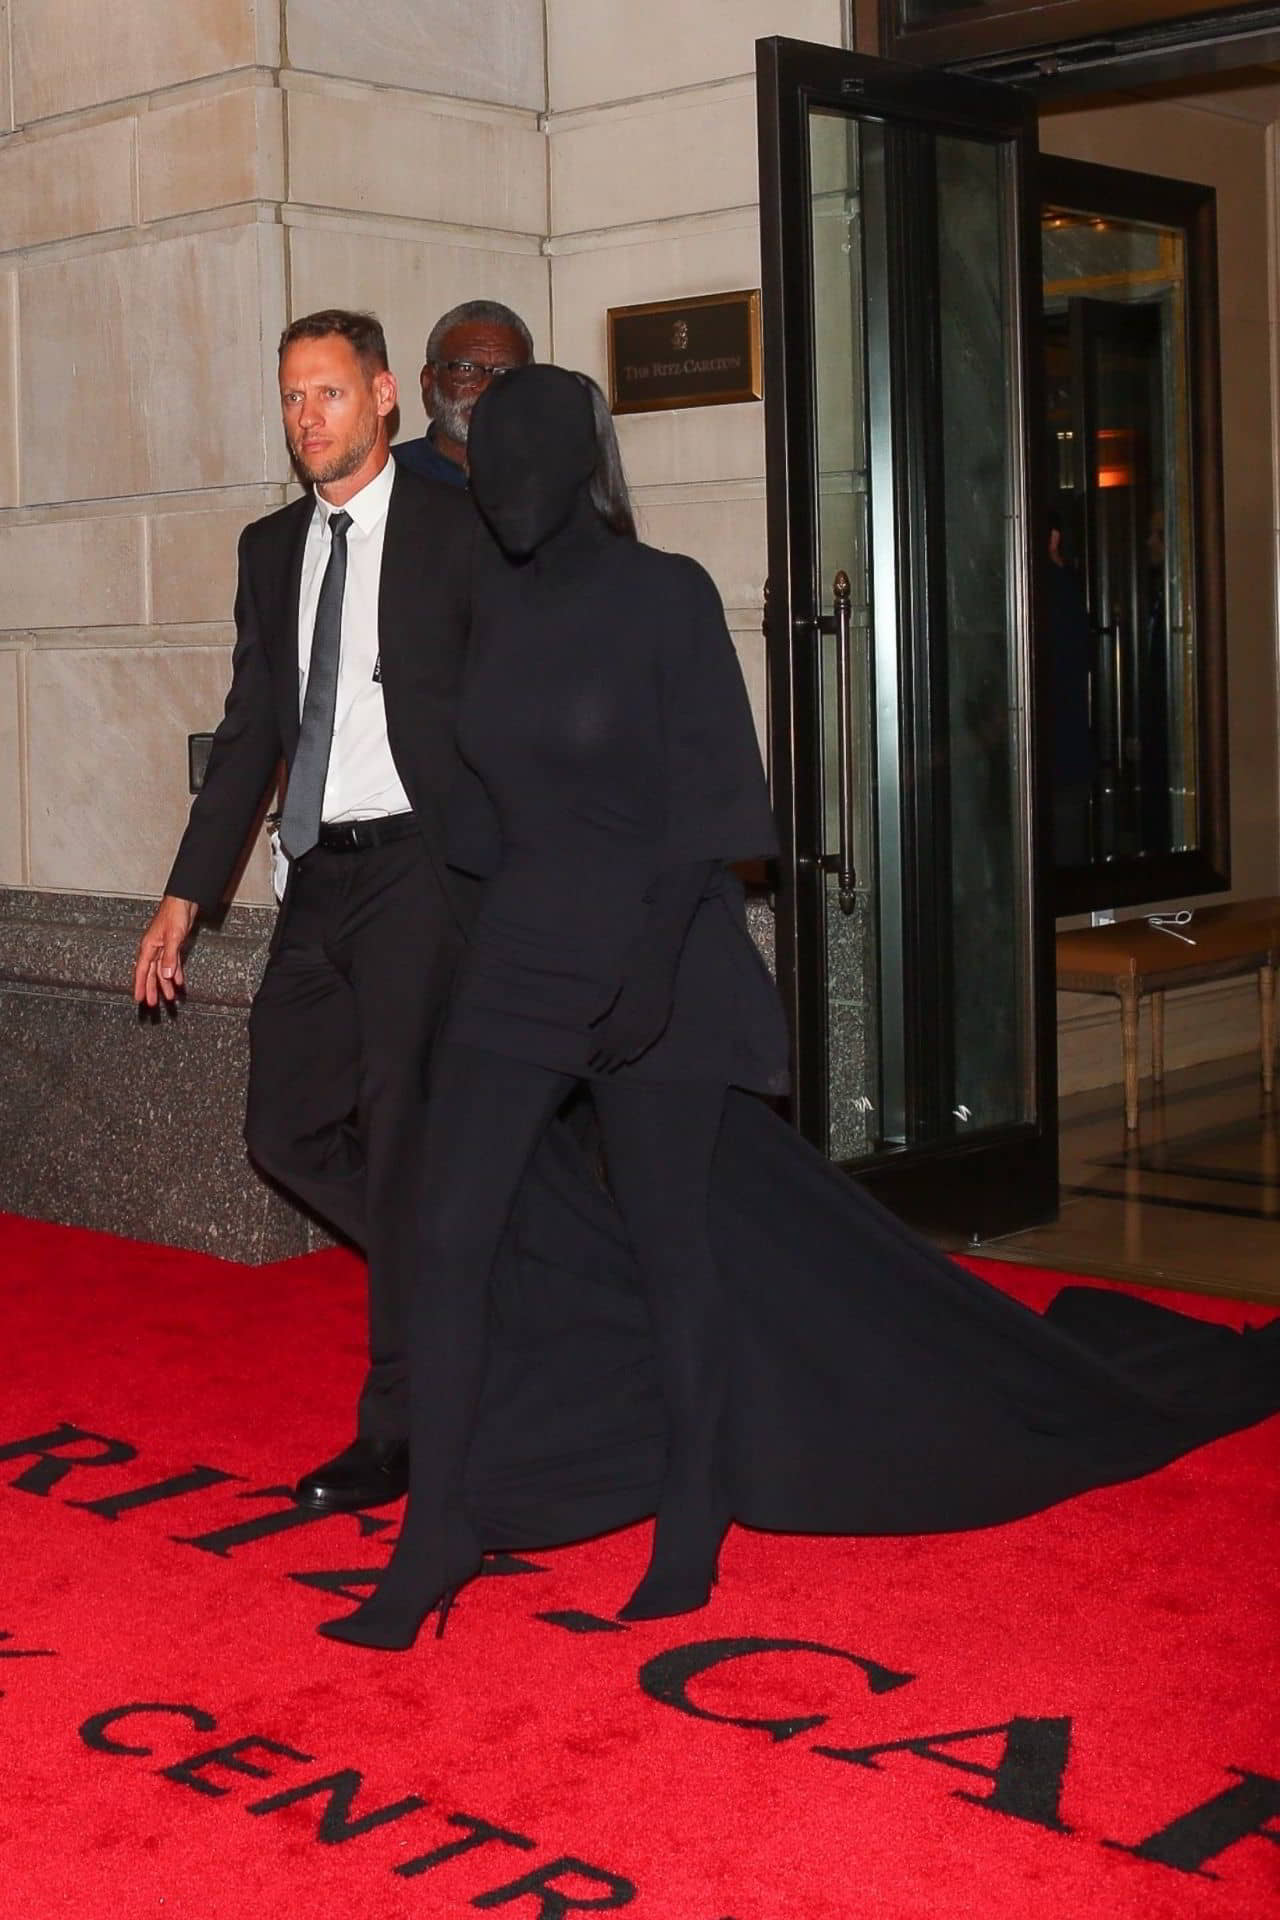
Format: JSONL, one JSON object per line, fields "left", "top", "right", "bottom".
{"left": 635, "top": 543, "right": 779, "bottom": 868}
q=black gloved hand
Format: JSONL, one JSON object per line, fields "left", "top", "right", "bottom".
{"left": 587, "top": 859, "right": 716, "bottom": 1073}
{"left": 588, "top": 958, "right": 679, "bottom": 1072}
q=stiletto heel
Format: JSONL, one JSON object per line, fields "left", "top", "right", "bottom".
{"left": 317, "top": 1533, "right": 482, "bottom": 1651}
{"left": 433, "top": 1587, "right": 458, "bottom": 1639}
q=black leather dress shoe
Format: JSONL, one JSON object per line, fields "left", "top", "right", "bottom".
{"left": 294, "top": 1438, "right": 409, "bottom": 1513}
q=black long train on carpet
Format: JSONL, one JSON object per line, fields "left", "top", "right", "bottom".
{"left": 456, "top": 1093, "right": 1279, "bottom": 1548}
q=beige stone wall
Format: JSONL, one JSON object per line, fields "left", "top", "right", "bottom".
{"left": 0, "top": 0, "right": 280, "bottom": 901}
{"left": 5, "top": 0, "right": 828, "bottom": 906}
{"left": 544, "top": 0, "right": 850, "bottom": 747}
{"left": 1041, "top": 97, "right": 1280, "bottom": 1090}
{"left": 0, "top": 0, "right": 550, "bottom": 905}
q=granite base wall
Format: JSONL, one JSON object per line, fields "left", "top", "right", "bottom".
{"left": 0, "top": 890, "right": 317, "bottom": 1262}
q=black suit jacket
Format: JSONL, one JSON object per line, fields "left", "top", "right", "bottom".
{"left": 166, "top": 464, "right": 481, "bottom": 918}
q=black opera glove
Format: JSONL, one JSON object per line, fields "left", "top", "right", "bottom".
{"left": 587, "top": 860, "right": 717, "bottom": 1072}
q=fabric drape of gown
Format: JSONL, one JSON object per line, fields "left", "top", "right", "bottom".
{"left": 458, "top": 1096, "right": 1278, "bottom": 1551}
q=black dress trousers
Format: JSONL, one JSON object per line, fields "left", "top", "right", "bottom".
{"left": 244, "top": 833, "right": 461, "bottom": 1446}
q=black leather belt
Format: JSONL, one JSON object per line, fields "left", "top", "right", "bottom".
{"left": 315, "top": 813, "right": 418, "bottom": 852}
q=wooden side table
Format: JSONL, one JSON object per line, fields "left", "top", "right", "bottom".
{"left": 1055, "top": 900, "right": 1280, "bottom": 1131}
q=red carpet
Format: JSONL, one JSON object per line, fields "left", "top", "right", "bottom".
{"left": 2, "top": 1211, "right": 1277, "bottom": 1918}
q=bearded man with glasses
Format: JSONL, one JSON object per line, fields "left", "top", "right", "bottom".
{"left": 393, "top": 299, "right": 533, "bottom": 490}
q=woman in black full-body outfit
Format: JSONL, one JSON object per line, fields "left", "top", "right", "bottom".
{"left": 322, "top": 365, "right": 787, "bottom": 1645}
{"left": 321, "top": 367, "right": 1278, "bottom": 1653}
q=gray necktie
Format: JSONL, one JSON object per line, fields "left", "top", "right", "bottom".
{"left": 280, "top": 509, "right": 352, "bottom": 860}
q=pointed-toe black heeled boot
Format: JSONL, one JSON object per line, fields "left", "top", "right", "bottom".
{"left": 615, "top": 1562, "right": 720, "bottom": 1623}
{"left": 616, "top": 1490, "right": 728, "bottom": 1623}
{"left": 318, "top": 1524, "right": 482, "bottom": 1652}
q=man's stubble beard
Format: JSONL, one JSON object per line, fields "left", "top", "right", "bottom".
{"left": 289, "top": 414, "right": 380, "bottom": 488}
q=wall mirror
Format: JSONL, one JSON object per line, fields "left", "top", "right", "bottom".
{"left": 1040, "top": 155, "right": 1229, "bottom": 914}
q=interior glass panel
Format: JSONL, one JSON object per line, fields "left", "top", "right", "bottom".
{"left": 936, "top": 133, "right": 1031, "bottom": 1131}
{"left": 805, "top": 105, "right": 1033, "bottom": 1159}
{"left": 1042, "top": 205, "right": 1195, "bottom": 868}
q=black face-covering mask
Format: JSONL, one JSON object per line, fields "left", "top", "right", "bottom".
{"left": 468, "top": 365, "right": 598, "bottom": 560}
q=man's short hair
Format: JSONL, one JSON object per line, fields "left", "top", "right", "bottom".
{"left": 425, "top": 300, "right": 533, "bottom": 365}
{"left": 278, "top": 309, "right": 389, "bottom": 374}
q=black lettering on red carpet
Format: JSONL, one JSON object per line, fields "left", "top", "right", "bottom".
{"left": 0, "top": 1621, "right": 57, "bottom": 1717}
{"left": 162, "top": 1733, "right": 312, "bottom": 1797}
{"left": 1102, "top": 1768, "right": 1280, "bottom": 1876}
{"left": 0, "top": 1629, "right": 56, "bottom": 1660}
{"left": 80, "top": 1701, "right": 217, "bottom": 1756}
{"left": 67, "top": 1464, "right": 240, "bottom": 1519}
{"left": 174, "top": 1485, "right": 387, "bottom": 1556}
{"left": 814, "top": 1717, "right": 1074, "bottom": 1833}
{"left": 394, "top": 1812, "right": 536, "bottom": 1877}
{"left": 247, "top": 1766, "right": 428, "bottom": 1841}
{"left": 537, "top": 1610, "right": 629, "bottom": 1635}
{"left": 9, "top": 1421, "right": 1274, "bottom": 1901}
{"left": 484, "top": 1552, "right": 549, "bottom": 1576}
{"left": 288, "top": 1564, "right": 388, "bottom": 1603}
{"left": 472, "top": 1856, "right": 637, "bottom": 1912}
{"left": 0, "top": 1423, "right": 137, "bottom": 1493}
{"left": 290, "top": 1541, "right": 515, "bottom": 1606}
{"left": 72, "top": 1684, "right": 1276, "bottom": 1899}
{"left": 639, "top": 1636, "right": 915, "bottom": 1741}
{"left": 80, "top": 1696, "right": 635, "bottom": 1908}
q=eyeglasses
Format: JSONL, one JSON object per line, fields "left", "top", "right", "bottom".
{"left": 431, "top": 359, "right": 519, "bottom": 384}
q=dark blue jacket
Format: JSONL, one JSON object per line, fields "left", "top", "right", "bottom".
{"left": 392, "top": 431, "right": 467, "bottom": 490}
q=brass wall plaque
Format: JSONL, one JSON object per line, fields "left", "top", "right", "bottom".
{"left": 607, "top": 289, "right": 762, "bottom": 415}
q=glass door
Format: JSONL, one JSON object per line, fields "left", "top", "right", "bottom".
{"left": 757, "top": 37, "right": 1057, "bottom": 1240}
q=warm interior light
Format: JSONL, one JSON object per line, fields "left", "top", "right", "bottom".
{"left": 1096, "top": 427, "right": 1133, "bottom": 489}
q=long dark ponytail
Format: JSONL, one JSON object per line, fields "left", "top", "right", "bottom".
{"left": 576, "top": 373, "right": 637, "bottom": 539}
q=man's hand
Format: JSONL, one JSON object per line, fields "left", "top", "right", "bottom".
{"left": 133, "top": 896, "right": 198, "bottom": 1008}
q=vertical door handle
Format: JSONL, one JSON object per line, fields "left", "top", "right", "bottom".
{"left": 829, "top": 570, "right": 858, "bottom": 913}
{"left": 795, "top": 574, "right": 859, "bottom": 912}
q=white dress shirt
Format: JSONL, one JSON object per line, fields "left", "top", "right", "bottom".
{"left": 296, "top": 456, "right": 411, "bottom": 823}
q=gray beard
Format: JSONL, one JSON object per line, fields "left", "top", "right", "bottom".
{"left": 431, "top": 390, "right": 473, "bottom": 446}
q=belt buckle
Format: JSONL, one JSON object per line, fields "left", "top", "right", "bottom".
{"left": 319, "top": 814, "right": 413, "bottom": 852}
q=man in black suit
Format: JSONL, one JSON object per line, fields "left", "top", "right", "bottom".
{"left": 133, "top": 308, "right": 486, "bottom": 1514}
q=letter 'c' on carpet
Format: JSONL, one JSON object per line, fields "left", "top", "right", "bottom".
{"left": 1, "top": 1211, "right": 1276, "bottom": 1917}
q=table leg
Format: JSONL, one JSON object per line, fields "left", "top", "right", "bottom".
{"left": 1260, "top": 962, "right": 1276, "bottom": 1095}
{"left": 1119, "top": 980, "right": 1140, "bottom": 1131}
{"left": 1151, "top": 989, "right": 1165, "bottom": 1084}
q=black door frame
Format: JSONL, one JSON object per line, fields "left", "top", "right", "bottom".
{"left": 879, "top": 0, "right": 1280, "bottom": 88}
{"left": 757, "top": 35, "right": 1060, "bottom": 1240}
